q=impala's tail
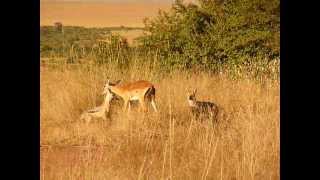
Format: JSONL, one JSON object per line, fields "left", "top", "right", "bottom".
{"left": 146, "top": 86, "right": 158, "bottom": 112}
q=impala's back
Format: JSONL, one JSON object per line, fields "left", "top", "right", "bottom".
{"left": 104, "top": 79, "right": 158, "bottom": 112}
{"left": 119, "top": 80, "right": 154, "bottom": 98}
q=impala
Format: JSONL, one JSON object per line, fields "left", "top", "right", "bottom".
{"left": 187, "top": 89, "right": 219, "bottom": 123}
{"left": 102, "top": 79, "right": 158, "bottom": 113}
{"left": 80, "top": 88, "right": 113, "bottom": 123}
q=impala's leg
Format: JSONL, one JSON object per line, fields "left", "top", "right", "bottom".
{"left": 128, "top": 101, "right": 131, "bottom": 112}
{"left": 102, "top": 112, "right": 107, "bottom": 121}
{"left": 139, "top": 98, "right": 147, "bottom": 113}
{"left": 150, "top": 97, "right": 158, "bottom": 113}
{"left": 123, "top": 99, "right": 129, "bottom": 113}
{"left": 85, "top": 115, "right": 91, "bottom": 124}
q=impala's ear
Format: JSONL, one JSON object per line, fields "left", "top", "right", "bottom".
{"left": 115, "top": 80, "right": 122, "bottom": 85}
{"left": 108, "top": 79, "right": 121, "bottom": 86}
{"left": 105, "top": 75, "right": 109, "bottom": 83}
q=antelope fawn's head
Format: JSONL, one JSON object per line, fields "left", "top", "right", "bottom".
{"left": 102, "top": 79, "right": 122, "bottom": 95}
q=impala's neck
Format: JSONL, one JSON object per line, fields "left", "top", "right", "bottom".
{"left": 108, "top": 86, "right": 124, "bottom": 98}
{"left": 102, "top": 93, "right": 113, "bottom": 111}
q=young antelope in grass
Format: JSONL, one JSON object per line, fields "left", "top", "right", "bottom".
{"left": 187, "top": 89, "right": 219, "bottom": 123}
{"left": 80, "top": 88, "right": 114, "bottom": 124}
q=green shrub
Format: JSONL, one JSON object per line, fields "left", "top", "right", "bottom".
{"left": 138, "top": 0, "right": 279, "bottom": 70}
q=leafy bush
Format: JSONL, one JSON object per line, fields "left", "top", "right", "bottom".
{"left": 138, "top": 0, "right": 279, "bottom": 70}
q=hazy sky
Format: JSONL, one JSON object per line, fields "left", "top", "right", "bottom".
{"left": 41, "top": 0, "right": 196, "bottom": 3}
{"left": 42, "top": 0, "right": 170, "bottom": 1}
{"left": 41, "top": 0, "right": 197, "bottom": 27}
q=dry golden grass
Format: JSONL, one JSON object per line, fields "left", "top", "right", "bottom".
{"left": 40, "top": 64, "right": 279, "bottom": 180}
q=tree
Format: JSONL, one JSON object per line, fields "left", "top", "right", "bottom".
{"left": 54, "top": 22, "right": 63, "bottom": 33}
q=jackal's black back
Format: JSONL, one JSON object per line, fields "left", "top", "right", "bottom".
{"left": 197, "top": 101, "right": 215, "bottom": 111}
{"left": 191, "top": 101, "right": 219, "bottom": 123}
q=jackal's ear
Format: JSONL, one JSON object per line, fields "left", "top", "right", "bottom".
{"left": 186, "top": 88, "right": 189, "bottom": 93}
{"left": 186, "top": 88, "right": 192, "bottom": 95}
{"left": 193, "top": 88, "right": 197, "bottom": 95}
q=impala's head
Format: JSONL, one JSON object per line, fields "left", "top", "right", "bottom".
{"left": 187, "top": 89, "right": 197, "bottom": 101}
{"left": 102, "top": 79, "right": 122, "bottom": 95}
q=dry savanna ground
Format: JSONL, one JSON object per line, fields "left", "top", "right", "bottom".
{"left": 40, "top": 64, "right": 279, "bottom": 179}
